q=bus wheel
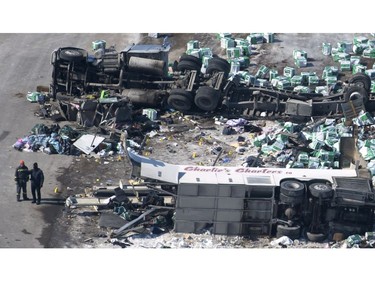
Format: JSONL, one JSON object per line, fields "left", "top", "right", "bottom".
{"left": 276, "top": 224, "right": 301, "bottom": 240}
{"left": 280, "top": 180, "right": 305, "bottom": 197}
{"left": 308, "top": 183, "right": 333, "bottom": 199}
{"left": 306, "top": 232, "right": 327, "bottom": 242}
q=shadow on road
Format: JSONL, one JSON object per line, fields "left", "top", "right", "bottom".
{"left": 37, "top": 198, "right": 65, "bottom": 206}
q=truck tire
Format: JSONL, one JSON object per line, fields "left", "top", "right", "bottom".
{"left": 306, "top": 232, "right": 326, "bottom": 242}
{"left": 179, "top": 54, "right": 202, "bottom": 67}
{"left": 276, "top": 224, "right": 301, "bottom": 240}
{"left": 279, "top": 193, "right": 303, "bottom": 205}
{"left": 280, "top": 180, "right": 305, "bottom": 197}
{"left": 344, "top": 85, "right": 368, "bottom": 103}
{"left": 177, "top": 60, "right": 201, "bottom": 72}
{"left": 349, "top": 72, "right": 371, "bottom": 93}
{"left": 59, "top": 48, "right": 86, "bottom": 62}
{"left": 194, "top": 86, "right": 221, "bottom": 111}
{"left": 167, "top": 89, "right": 193, "bottom": 112}
{"left": 308, "top": 183, "right": 333, "bottom": 199}
{"left": 206, "top": 57, "right": 230, "bottom": 78}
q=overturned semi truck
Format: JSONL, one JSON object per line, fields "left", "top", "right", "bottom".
{"left": 50, "top": 40, "right": 374, "bottom": 120}
{"left": 126, "top": 147, "right": 375, "bottom": 241}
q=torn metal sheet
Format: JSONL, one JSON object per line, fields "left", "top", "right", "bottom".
{"left": 65, "top": 196, "right": 112, "bottom": 208}
{"left": 73, "top": 134, "right": 105, "bottom": 154}
{"left": 113, "top": 207, "right": 158, "bottom": 236}
{"left": 65, "top": 195, "right": 174, "bottom": 208}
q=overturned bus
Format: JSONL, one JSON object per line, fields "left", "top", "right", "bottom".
{"left": 127, "top": 148, "right": 375, "bottom": 242}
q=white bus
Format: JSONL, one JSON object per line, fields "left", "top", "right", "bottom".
{"left": 128, "top": 148, "right": 375, "bottom": 241}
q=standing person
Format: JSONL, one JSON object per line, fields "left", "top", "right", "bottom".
{"left": 14, "top": 160, "right": 30, "bottom": 202}
{"left": 30, "top": 162, "right": 44, "bottom": 205}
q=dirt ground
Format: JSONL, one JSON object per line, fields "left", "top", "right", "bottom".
{"left": 41, "top": 33, "right": 375, "bottom": 249}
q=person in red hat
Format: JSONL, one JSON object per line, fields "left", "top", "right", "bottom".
{"left": 14, "top": 160, "right": 30, "bottom": 202}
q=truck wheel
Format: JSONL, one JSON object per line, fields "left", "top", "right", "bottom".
{"left": 276, "top": 224, "right": 301, "bottom": 240}
{"left": 179, "top": 54, "right": 202, "bottom": 67}
{"left": 344, "top": 85, "right": 368, "bottom": 103}
{"left": 279, "top": 193, "right": 303, "bottom": 205}
{"left": 167, "top": 89, "right": 193, "bottom": 112}
{"left": 59, "top": 48, "right": 86, "bottom": 62}
{"left": 308, "top": 183, "right": 333, "bottom": 199}
{"left": 349, "top": 73, "right": 371, "bottom": 93}
{"left": 194, "top": 86, "right": 221, "bottom": 111}
{"left": 206, "top": 57, "right": 230, "bottom": 78}
{"left": 306, "top": 232, "right": 326, "bottom": 242}
{"left": 177, "top": 60, "right": 201, "bottom": 72}
{"left": 280, "top": 180, "right": 305, "bottom": 197}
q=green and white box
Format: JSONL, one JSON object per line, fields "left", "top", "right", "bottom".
{"left": 353, "top": 64, "right": 367, "bottom": 74}
{"left": 283, "top": 66, "right": 295, "bottom": 77}
{"left": 291, "top": 75, "right": 303, "bottom": 86}
{"left": 293, "top": 85, "right": 311, "bottom": 94}
{"left": 322, "top": 66, "right": 339, "bottom": 78}
{"left": 227, "top": 47, "right": 241, "bottom": 58}
{"left": 353, "top": 44, "right": 367, "bottom": 55}
{"left": 363, "top": 48, "right": 375, "bottom": 59}
{"left": 263, "top": 33, "right": 274, "bottom": 43}
{"left": 186, "top": 48, "right": 201, "bottom": 58}
{"left": 354, "top": 36, "right": 368, "bottom": 45}
{"left": 371, "top": 81, "right": 375, "bottom": 93}
{"left": 256, "top": 65, "right": 270, "bottom": 78}
{"left": 238, "top": 45, "right": 252, "bottom": 56}
{"left": 322, "top": 42, "right": 332, "bottom": 56}
{"left": 202, "top": 55, "right": 211, "bottom": 67}
{"left": 293, "top": 49, "right": 307, "bottom": 59}
{"left": 365, "top": 69, "right": 375, "bottom": 80}
{"left": 221, "top": 37, "right": 235, "bottom": 49}
{"left": 187, "top": 40, "right": 200, "bottom": 50}
{"left": 238, "top": 56, "right": 250, "bottom": 68}
{"left": 230, "top": 60, "right": 241, "bottom": 74}
{"left": 269, "top": 69, "right": 278, "bottom": 80}
{"left": 337, "top": 41, "right": 352, "bottom": 53}
{"left": 301, "top": 72, "right": 310, "bottom": 85}
{"left": 218, "top": 33, "right": 232, "bottom": 38}
{"left": 308, "top": 75, "right": 320, "bottom": 86}
{"left": 235, "top": 38, "right": 249, "bottom": 46}
{"left": 295, "top": 57, "right": 307, "bottom": 68}
{"left": 315, "top": 86, "right": 328, "bottom": 95}
{"left": 325, "top": 76, "right": 338, "bottom": 86}
{"left": 350, "top": 55, "right": 361, "bottom": 66}
{"left": 247, "top": 34, "right": 264, "bottom": 44}
{"left": 276, "top": 79, "right": 292, "bottom": 90}
{"left": 333, "top": 52, "right": 350, "bottom": 62}
{"left": 200, "top": 47, "right": 212, "bottom": 57}
{"left": 340, "top": 60, "right": 351, "bottom": 71}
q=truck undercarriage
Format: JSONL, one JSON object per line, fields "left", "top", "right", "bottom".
{"left": 49, "top": 41, "right": 374, "bottom": 124}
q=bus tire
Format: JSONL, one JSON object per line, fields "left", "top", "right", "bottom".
{"left": 276, "top": 224, "right": 301, "bottom": 240}
{"left": 280, "top": 180, "right": 305, "bottom": 197}
{"left": 306, "top": 232, "right": 327, "bottom": 242}
{"left": 308, "top": 183, "right": 333, "bottom": 199}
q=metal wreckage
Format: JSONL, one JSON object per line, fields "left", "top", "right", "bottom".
{"left": 25, "top": 37, "right": 375, "bottom": 246}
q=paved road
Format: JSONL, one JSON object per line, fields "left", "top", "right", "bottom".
{"left": 0, "top": 33, "right": 143, "bottom": 248}
{"left": 1, "top": 33, "right": 373, "bottom": 248}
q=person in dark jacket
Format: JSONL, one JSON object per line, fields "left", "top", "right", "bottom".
{"left": 30, "top": 162, "right": 44, "bottom": 205}
{"left": 15, "top": 160, "right": 30, "bottom": 202}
